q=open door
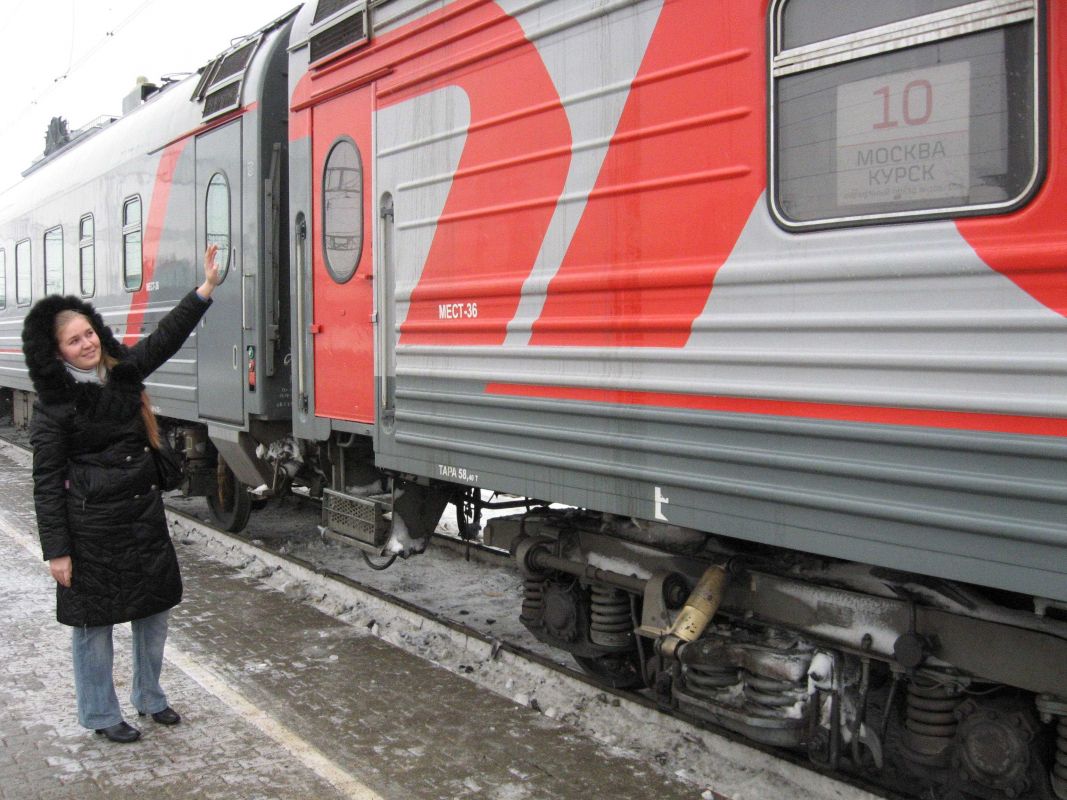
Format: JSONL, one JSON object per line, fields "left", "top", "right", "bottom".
{"left": 195, "top": 120, "right": 245, "bottom": 424}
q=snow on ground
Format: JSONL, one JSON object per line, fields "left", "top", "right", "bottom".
{"left": 167, "top": 492, "right": 571, "bottom": 667}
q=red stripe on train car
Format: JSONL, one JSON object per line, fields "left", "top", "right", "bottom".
{"left": 485, "top": 382, "right": 1067, "bottom": 438}
{"left": 288, "top": 0, "right": 574, "bottom": 375}
{"left": 529, "top": 2, "right": 765, "bottom": 347}
{"left": 384, "top": 1, "right": 572, "bottom": 346}
{"left": 123, "top": 140, "right": 188, "bottom": 345}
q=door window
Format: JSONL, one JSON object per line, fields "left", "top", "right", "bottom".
{"left": 322, "top": 138, "right": 363, "bottom": 283}
{"left": 205, "top": 172, "right": 232, "bottom": 281}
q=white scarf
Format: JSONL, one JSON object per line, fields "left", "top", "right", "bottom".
{"left": 64, "top": 362, "right": 103, "bottom": 385}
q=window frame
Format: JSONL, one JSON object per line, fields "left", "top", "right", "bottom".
{"left": 43, "top": 225, "right": 64, "bottom": 296}
{"left": 15, "top": 239, "right": 31, "bottom": 306}
{"left": 768, "top": 0, "right": 1045, "bottom": 231}
{"left": 321, "top": 135, "right": 364, "bottom": 284}
{"left": 79, "top": 214, "right": 96, "bottom": 298}
{"left": 122, "top": 195, "right": 143, "bottom": 292}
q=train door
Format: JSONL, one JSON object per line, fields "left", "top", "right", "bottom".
{"left": 195, "top": 120, "right": 245, "bottom": 424}
{"left": 308, "top": 86, "right": 374, "bottom": 423}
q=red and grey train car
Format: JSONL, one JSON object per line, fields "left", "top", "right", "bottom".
{"left": 3, "top": 1, "right": 1067, "bottom": 797}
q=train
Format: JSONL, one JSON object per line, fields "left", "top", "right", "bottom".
{"left": 1, "top": 1, "right": 1064, "bottom": 797}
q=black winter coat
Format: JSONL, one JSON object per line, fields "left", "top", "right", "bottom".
{"left": 24, "top": 290, "right": 211, "bottom": 627}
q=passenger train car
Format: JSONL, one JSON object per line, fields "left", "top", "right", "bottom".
{"left": 1, "top": 2, "right": 1064, "bottom": 798}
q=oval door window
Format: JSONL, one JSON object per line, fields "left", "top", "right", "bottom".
{"left": 322, "top": 138, "right": 363, "bottom": 283}
{"left": 206, "top": 172, "right": 232, "bottom": 281}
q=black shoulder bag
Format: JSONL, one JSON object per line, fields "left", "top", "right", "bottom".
{"left": 152, "top": 436, "right": 184, "bottom": 491}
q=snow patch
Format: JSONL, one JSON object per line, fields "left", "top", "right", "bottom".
{"left": 585, "top": 551, "right": 653, "bottom": 580}
{"left": 384, "top": 514, "right": 426, "bottom": 556}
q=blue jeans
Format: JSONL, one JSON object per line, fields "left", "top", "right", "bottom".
{"left": 71, "top": 610, "right": 171, "bottom": 730}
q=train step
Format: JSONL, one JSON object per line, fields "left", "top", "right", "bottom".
{"left": 320, "top": 488, "right": 393, "bottom": 554}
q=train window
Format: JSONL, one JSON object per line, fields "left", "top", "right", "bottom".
{"left": 79, "top": 215, "right": 95, "bottom": 297}
{"left": 205, "top": 173, "right": 232, "bottom": 282}
{"left": 0, "top": 249, "right": 6, "bottom": 309}
{"left": 770, "top": 0, "right": 1041, "bottom": 229}
{"left": 15, "top": 240, "right": 30, "bottom": 306}
{"left": 44, "top": 227, "right": 63, "bottom": 295}
{"left": 122, "top": 196, "right": 142, "bottom": 291}
{"left": 322, "top": 137, "right": 363, "bottom": 283}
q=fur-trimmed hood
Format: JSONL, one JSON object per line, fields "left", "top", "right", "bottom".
{"left": 21, "top": 294, "right": 141, "bottom": 406}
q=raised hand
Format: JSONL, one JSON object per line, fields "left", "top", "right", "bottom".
{"left": 198, "top": 243, "right": 222, "bottom": 299}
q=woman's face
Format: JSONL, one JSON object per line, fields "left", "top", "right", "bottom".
{"left": 56, "top": 315, "right": 101, "bottom": 370}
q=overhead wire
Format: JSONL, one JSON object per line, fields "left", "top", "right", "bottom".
{"left": 0, "top": 0, "right": 161, "bottom": 140}
{"left": 61, "top": 0, "right": 77, "bottom": 83}
{"left": 49, "top": 0, "right": 159, "bottom": 86}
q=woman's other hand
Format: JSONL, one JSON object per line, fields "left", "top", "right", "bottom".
{"left": 49, "top": 555, "right": 72, "bottom": 587}
{"left": 197, "top": 243, "right": 222, "bottom": 299}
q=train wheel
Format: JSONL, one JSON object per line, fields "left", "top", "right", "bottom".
{"left": 574, "top": 651, "right": 645, "bottom": 690}
{"left": 207, "top": 458, "right": 252, "bottom": 532}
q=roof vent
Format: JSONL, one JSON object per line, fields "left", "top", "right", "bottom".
{"left": 192, "top": 36, "right": 262, "bottom": 120}
{"left": 309, "top": 1, "right": 369, "bottom": 64}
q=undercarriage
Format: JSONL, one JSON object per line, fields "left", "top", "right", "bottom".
{"left": 503, "top": 508, "right": 1067, "bottom": 800}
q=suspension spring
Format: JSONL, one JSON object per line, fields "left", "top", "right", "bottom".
{"left": 901, "top": 678, "right": 963, "bottom": 767}
{"left": 1054, "top": 717, "right": 1067, "bottom": 800}
{"left": 520, "top": 577, "right": 544, "bottom": 626}
{"left": 589, "top": 584, "right": 632, "bottom": 648}
{"left": 683, "top": 662, "right": 740, "bottom": 700}
{"left": 905, "top": 681, "right": 961, "bottom": 738}
{"left": 744, "top": 671, "right": 806, "bottom": 708}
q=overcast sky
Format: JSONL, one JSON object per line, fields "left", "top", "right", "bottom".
{"left": 0, "top": 0, "right": 301, "bottom": 194}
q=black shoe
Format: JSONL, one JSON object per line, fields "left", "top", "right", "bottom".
{"left": 139, "top": 706, "right": 181, "bottom": 725}
{"left": 94, "top": 721, "right": 141, "bottom": 743}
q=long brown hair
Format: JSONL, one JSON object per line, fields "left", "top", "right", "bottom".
{"left": 54, "top": 310, "right": 161, "bottom": 448}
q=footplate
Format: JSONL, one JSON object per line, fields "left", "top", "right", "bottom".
{"left": 321, "top": 489, "right": 392, "bottom": 553}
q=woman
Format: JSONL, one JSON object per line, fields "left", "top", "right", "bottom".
{"left": 23, "top": 244, "right": 221, "bottom": 743}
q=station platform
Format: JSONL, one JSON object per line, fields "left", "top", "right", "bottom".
{"left": 0, "top": 443, "right": 704, "bottom": 800}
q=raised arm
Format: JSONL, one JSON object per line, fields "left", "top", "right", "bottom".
{"left": 128, "top": 245, "right": 221, "bottom": 377}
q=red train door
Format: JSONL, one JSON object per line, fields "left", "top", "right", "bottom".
{"left": 309, "top": 86, "right": 375, "bottom": 423}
